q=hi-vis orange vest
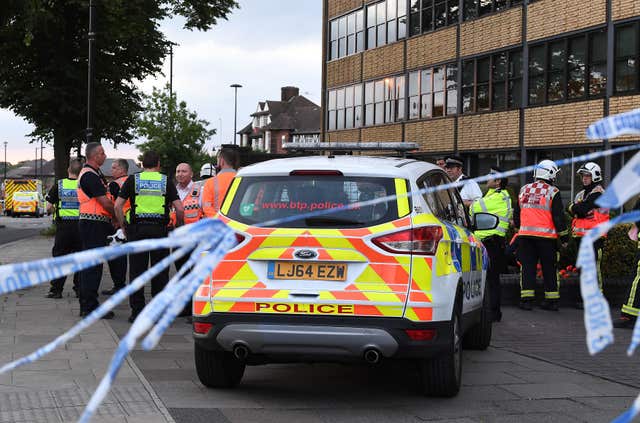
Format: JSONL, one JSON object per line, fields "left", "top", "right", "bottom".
{"left": 572, "top": 185, "right": 609, "bottom": 237}
{"left": 77, "top": 166, "right": 112, "bottom": 222}
{"left": 109, "top": 176, "right": 131, "bottom": 218}
{"left": 202, "top": 169, "right": 236, "bottom": 218}
{"left": 170, "top": 181, "right": 203, "bottom": 226}
{"left": 518, "top": 181, "right": 559, "bottom": 239}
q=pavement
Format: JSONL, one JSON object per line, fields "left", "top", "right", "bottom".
{"left": 1, "top": 235, "right": 640, "bottom": 423}
{"left": 0, "top": 215, "right": 52, "bottom": 246}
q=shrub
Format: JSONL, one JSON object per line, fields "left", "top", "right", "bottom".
{"left": 602, "top": 224, "right": 637, "bottom": 278}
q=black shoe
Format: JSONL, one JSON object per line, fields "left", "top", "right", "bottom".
{"left": 613, "top": 316, "right": 636, "bottom": 329}
{"left": 128, "top": 311, "right": 141, "bottom": 323}
{"left": 46, "top": 291, "right": 62, "bottom": 299}
{"left": 102, "top": 286, "right": 124, "bottom": 295}
{"left": 519, "top": 300, "right": 533, "bottom": 311}
{"left": 101, "top": 311, "right": 115, "bottom": 320}
{"left": 79, "top": 311, "right": 87, "bottom": 318}
{"left": 493, "top": 310, "right": 502, "bottom": 322}
{"left": 540, "top": 300, "right": 559, "bottom": 311}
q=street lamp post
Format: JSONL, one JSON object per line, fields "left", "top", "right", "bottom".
{"left": 3, "top": 141, "right": 7, "bottom": 181}
{"left": 85, "top": 0, "right": 96, "bottom": 147}
{"left": 230, "top": 84, "right": 242, "bottom": 146}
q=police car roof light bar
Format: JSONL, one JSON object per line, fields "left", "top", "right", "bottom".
{"left": 282, "top": 141, "right": 420, "bottom": 153}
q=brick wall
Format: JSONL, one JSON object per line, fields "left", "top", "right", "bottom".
{"left": 609, "top": 95, "right": 640, "bottom": 143}
{"left": 460, "top": 8, "right": 522, "bottom": 57}
{"left": 458, "top": 111, "right": 520, "bottom": 151}
{"left": 328, "top": 0, "right": 362, "bottom": 19}
{"left": 405, "top": 118, "right": 455, "bottom": 152}
{"left": 327, "top": 54, "right": 362, "bottom": 88}
{"left": 361, "top": 124, "right": 403, "bottom": 141}
{"left": 528, "top": 0, "right": 606, "bottom": 42}
{"left": 406, "top": 27, "right": 457, "bottom": 70}
{"left": 524, "top": 100, "right": 604, "bottom": 147}
{"left": 327, "top": 129, "right": 362, "bottom": 142}
{"left": 363, "top": 43, "right": 405, "bottom": 80}
{"left": 612, "top": 0, "right": 640, "bottom": 21}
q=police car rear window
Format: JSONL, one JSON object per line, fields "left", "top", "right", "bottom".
{"left": 226, "top": 176, "right": 402, "bottom": 228}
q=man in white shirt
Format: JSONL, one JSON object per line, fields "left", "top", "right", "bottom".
{"left": 444, "top": 155, "right": 482, "bottom": 207}
{"left": 175, "top": 163, "right": 194, "bottom": 201}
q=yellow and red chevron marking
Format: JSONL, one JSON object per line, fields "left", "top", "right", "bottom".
{"left": 404, "top": 256, "right": 434, "bottom": 322}
{"left": 206, "top": 216, "right": 415, "bottom": 318}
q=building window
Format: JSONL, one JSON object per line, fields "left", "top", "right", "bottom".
{"left": 327, "top": 84, "right": 363, "bottom": 131}
{"left": 410, "top": 0, "right": 459, "bottom": 36}
{"left": 463, "top": 0, "right": 522, "bottom": 21}
{"left": 462, "top": 50, "right": 521, "bottom": 113}
{"left": 367, "top": 0, "right": 407, "bottom": 49}
{"left": 329, "top": 10, "right": 364, "bottom": 60}
{"left": 528, "top": 30, "right": 606, "bottom": 106}
{"left": 409, "top": 64, "right": 458, "bottom": 119}
{"left": 364, "top": 76, "right": 406, "bottom": 126}
{"left": 615, "top": 23, "right": 639, "bottom": 93}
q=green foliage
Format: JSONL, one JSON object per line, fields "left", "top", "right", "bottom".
{"left": 40, "top": 223, "right": 56, "bottom": 237}
{"left": 136, "top": 86, "right": 216, "bottom": 175}
{"left": 0, "top": 0, "right": 238, "bottom": 177}
{"left": 602, "top": 224, "right": 638, "bottom": 278}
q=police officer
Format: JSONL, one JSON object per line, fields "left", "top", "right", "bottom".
{"left": 171, "top": 163, "right": 204, "bottom": 321}
{"left": 567, "top": 162, "right": 609, "bottom": 308}
{"left": 202, "top": 146, "right": 239, "bottom": 217}
{"left": 470, "top": 166, "right": 512, "bottom": 322}
{"left": 444, "top": 155, "right": 483, "bottom": 208}
{"left": 102, "top": 158, "right": 129, "bottom": 295}
{"left": 77, "top": 142, "right": 115, "bottom": 319}
{"left": 45, "top": 158, "right": 83, "bottom": 299}
{"left": 114, "top": 151, "right": 183, "bottom": 323}
{"left": 515, "top": 159, "right": 569, "bottom": 311}
{"left": 613, "top": 198, "right": 640, "bottom": 329}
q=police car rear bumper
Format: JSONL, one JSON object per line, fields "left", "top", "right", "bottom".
{"left": 193, "top": 313, "right": 454, "bottom": 362}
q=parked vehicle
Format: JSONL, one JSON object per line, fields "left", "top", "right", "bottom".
{"left": 11, "top": 191, "right": 45, "bottom": 217}
{"left": 3, "top": 179, "right": 42, "bottom": 216}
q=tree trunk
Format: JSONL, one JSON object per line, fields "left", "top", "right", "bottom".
{"left": 53, "top": 129, "right": 72, "bottom": 179}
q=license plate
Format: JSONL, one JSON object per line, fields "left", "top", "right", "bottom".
{"left": 267, "top": 262, "right": 347, "bottom": 281}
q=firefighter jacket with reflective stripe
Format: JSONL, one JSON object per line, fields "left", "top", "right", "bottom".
{"left": 471, "top": 188, "right": 512, "bottom": 239}
{"left": 57, "top": 178, "right": 79, "bottom": 220}
{"left": 518, "top": 181, "right": 560, "bottom": 239}
{"left": 202, "top": 169, "right": 236, "bottom": 218}
{"left": 131, "top": 171, "right": 168, "bottom": 222}
{"left": 77, "top": 166, "right": 111, "bottom": 222}
{"left": 170, "top": 181, "right": 203, "bottom": 226}
{"left": 570, "top": 184, "right": 609, "bottom": 237}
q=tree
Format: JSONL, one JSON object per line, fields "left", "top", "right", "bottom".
{"left": 0, "top": 0, "right": 238, "bottom": 178}
{"left": 137, "top": 85, "right": 216, "bottom": 176}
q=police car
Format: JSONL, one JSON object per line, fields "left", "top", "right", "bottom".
{"left": 192, "top": 144, "right": 497, "bottom": 397}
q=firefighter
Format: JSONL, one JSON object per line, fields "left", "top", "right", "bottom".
{"left": 45, "top": 158, "right": 83, "bottom": 299}
{"left": 114, "top": 151, "right": 183, "bottom": 323}
{"left": 613, "top": 198, "right": 640, "bottom": 329}
{"left": 77, "top": 143, "right": 115, "bottom": 319}
{"left": 171, "top": 163, "right": 204, "bottom": 321}
{"left": 567, "top": 162, "right": 609, "bottom": 308}
{"left": 202, "top": 146, "right": 240, "bottom": 217}
{"left": 470, "top": 166, "right": 512, "bottom": 322}
{"left": 515, "top": 159, "right": 569, "bottom": 311}
{"left": 102, "top": 159, "right": 129, "bottom": 296}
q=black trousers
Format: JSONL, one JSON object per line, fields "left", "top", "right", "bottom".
{"left": 79, "top": 220, "right": 112, "bottom": 313}
{"left": 621, "top": 242, "right": 640, "bottom": 318}
{"left": 128, "top": 224, "right": 169, "bottom": 314}
{"left": 482, "top": 235, "right": 506, "bottom": 315}
{"left": 519, "top": 237, "right": 559, "bottom": 301}
{"left": 575, "top": 236, "right": 605, "bottom": 290}
{"left": 107, "top": 251, "right": 127, "bottom": 289}
{"left": 50, "top": 220, "right": 81, "bottom": 294}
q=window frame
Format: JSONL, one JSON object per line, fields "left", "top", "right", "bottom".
{"left": 614, "top": 22, "right": 640, "bottom": 94}
{"left": 409, "top": 63, "right": 458, "bottom": 120}
{"left": 327, "top": 83, "right": 364, "bottom": 131}
{"left": 410, "top": 0, "right": 459, "bottom": 37}
{"left": 364, "top": 74, "right": 407, "bottom": 126}
{"left": 367, "top": 0, "right": 407, "bottom": 50}
{"left": 328, "top": 9, "right": 365, "bottom": 61}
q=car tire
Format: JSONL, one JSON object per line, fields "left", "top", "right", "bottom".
{"left": 194, "top": 344, "right": 245, "bottom": 389}
{"left": 419, "top": 294, "right": 462, "bottom": 397}
{"left": 463, "top": 282, "right": 492, "bottom": 350}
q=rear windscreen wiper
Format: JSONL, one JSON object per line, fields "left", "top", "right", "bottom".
{"left": 305, "top": 217, "right": 364, "bottom": 226}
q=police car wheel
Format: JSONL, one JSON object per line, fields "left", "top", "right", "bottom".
{"left": 463, "top": 282, "right": 492, "bottom": 350}
{"left": 419, "top": 296, "right": 462, "bottom": 397}
{"left": 194, "top": 344, "right": 245, "bottom": 388}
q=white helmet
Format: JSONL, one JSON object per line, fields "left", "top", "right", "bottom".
{"left": 534, "top": 159, "right": 560, "bottom": 182}
{"left": 577, "top": 162, "right": 602, "bottom": 183}
{"left": 200, "top": 163, "right": 215, "bottom": 178}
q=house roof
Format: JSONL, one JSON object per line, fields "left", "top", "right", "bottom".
{"left": 239, "top": 94, "right": 320, "bottom": 136}
{"left": 5, "top": 158, "right": 142, "bottom": 179}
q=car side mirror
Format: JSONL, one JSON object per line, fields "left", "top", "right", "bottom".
{"left": 473, "top": 212, "right": 499, "bottom": 231}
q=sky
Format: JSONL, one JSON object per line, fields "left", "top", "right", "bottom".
{"left": 1, "top": 0, "right": 322, "bottom": 165}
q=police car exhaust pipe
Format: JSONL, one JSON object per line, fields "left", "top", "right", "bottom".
{"left": 363, "top": 348, "right": 381, "bottom": 364}
{"left": 233, "top": 344, "right": 249, "bottom": 360}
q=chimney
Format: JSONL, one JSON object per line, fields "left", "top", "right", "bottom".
{"left": 281, "top": 86, "right": 299, "bottom": 102}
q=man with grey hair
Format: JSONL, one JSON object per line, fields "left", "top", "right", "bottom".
{"left": 102, "top": 158, "right": 130, "bottom": 296}
{"left": 77, "top": 142, "right": 115, "bottom": 319}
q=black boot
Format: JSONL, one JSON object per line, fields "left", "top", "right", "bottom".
{"left": 46, "top": 291, "right": 62, "bottom": 299}
{"left": 518, "top": 300, "right": 533, "bottom": 311}
{"left": 540, "top": 300, "right": 559, "bottom": 311}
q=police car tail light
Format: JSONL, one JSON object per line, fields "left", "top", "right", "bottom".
{"left": 405, "top": 329, "right": 436, "bottom": 341}
{"left": 193, "top": 322, "right": 213, "bottom": 334}
{"left": 372, "top": 226, "right": 443, "bottom": 255}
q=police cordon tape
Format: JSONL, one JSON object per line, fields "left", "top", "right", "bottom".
{"left": 0, "top": 111, "right": 639, "bottom": 422}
